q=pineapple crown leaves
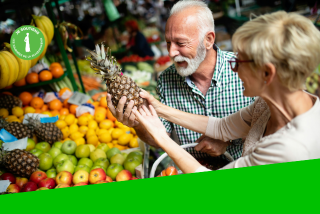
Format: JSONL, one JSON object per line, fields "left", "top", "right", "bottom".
{"left": 25, "top": 114, "right": 42, "bottom": 129}
{"left": 85, "top": 42, "right": 122, "bottom": 81}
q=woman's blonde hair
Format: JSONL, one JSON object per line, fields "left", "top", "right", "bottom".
{"left": 232, "top": 11, "right": 320, "bottom": 91}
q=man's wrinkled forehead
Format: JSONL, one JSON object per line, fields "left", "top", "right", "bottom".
{"left": 165, "top": 14, "right": 199, "bottom": 40}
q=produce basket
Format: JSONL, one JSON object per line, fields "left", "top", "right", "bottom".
{"left": 149, "top": 143, "right": 234, "bottom": 178}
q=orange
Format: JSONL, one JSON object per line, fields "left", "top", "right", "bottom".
{"left": 50, "top": 66, "right": 64, "bottom": 78}
{"left": 49, "top": 99, "right": 62, "bottom": 111}
{"left": 4, "top": 85, "right": 13, "bottom": 89}
{"left": 39, "top": 70, "right": 53, "bottom": 82}
{"left": 92, "top": 102, "right": 99, "bottom": 108}
{"left": 106, "top": 108, "right": 116, "bottom": 122}
{"left": 59, "top": 87, "right": 71, "bottom": 97}
{"left": 95, "top": 107, "right": 107, "bottom": 116}
{"left": 19, "top": 92, "right": 33, "bottom": 106}
{"left": 26, "top": 73, "right": 39, "bottom": 84}
{"left": 60, "top": 108, "right": 69, "bottom": 115}
{"left": 1, "top": 92, "right": 13, "bottom": 96}
{"left": 69, "top": 104, "right": 78, "bottom": 115}
{"left": 51, "top": 110, "right": 60, "bottom": 117}
{"left": 30, "top": 97, "right": 44, "bottom": 109}
{"left": 35, "top": 109, "right": 42, "bottom": 113}
{"left": 14, "top": 78, "right": 26, "bottom": 87}
{"left": 99, "top": 96, "right": 108, "bottom": 108}
{"left": 63, "top": 98, "right": 70, "bottom": 108}
{"left": 41, "top": 104, "right": 48, "bottom": 111}
{"left": 49, "top": 62, "right": 62, "bottom": 70}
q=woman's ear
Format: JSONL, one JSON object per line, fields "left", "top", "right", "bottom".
{"left": 205, "top": 31, "right": 215, "bottom": 50}
{"left": 263, "top": 63, "right": 276, "bottom": 85}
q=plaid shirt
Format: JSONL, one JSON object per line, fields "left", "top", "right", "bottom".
{"left": 156, "top": 45, "right": 255, "bottom": 160}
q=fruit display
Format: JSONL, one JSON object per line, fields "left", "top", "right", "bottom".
{"left": 86, "top": 43, "right": 145, "bottom": 111}
{"left": 0, "top": 118, "right": 34, "bottom": 139}
{"left": 156, "top": 166, "right": 179, "bottom": 177}
{"left": 118, "top": 55, "right": 154, "bottom": 63}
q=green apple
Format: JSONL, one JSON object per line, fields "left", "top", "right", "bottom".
{"left": 91, "top": 166, "right": 107, "bottom": 174}
{"left": 124, "top": 158, "right": 141, "bottom": 176}
{"left": 75, "top": 145, "right": 90, "bottom": 158}
{"left": 39, "top": 153, "right": 53, "bottom": 171}
{"left": 90, "top": 149, "right": 107, "bottom": 162}
{"left": 35, "top": 142, "right": 51, "bottom": 153}
{"left": 56, "top": 160, "right": 75, "bottom": 174}
{"left": 46, "top": 168, "right": 57, "bottom": 179}
{"left": 87, "top": 144, "right": 95, "bottom": 152}
{"left": 53, "top": 154, "right": 69, "bottom": 167}
{"left": 93, "top": 158, "right": 110, "bottom": 169}
{"left": 68, "top": 155, "right": 78, "bottom": 166}
{"left": 127, "top": 151, "right": 143, "bottom": 164}
{"left": 78, "top": 158, "right": 93, "bottom": 168}
{"left": 106, "top": 147, "right": 121, "bottom": 159}
{"left": 30, "top": 149, "right": 43, "bottom": 157}
{"left": 48, "top": 148, "right": 62, "bottom": 160}
{"left": 110, "top": 153, "right": 126, "bottom": 165}
{"left": 26, "top": 138, "right": 36, "bottom": 151}
{"left": 61, "top": 140, "right": 77, "bottom": 155}
{"left": 96, "top": 143, "right": 110, "bottom": 154}
{"left": 74, "top": 164, "right": 91, "bottom": 173}
{"left": 52, "top": 142, "right": 63, "bottom": 150}
{"left": 121, "top": 152, "right": 128, "bottom": 159}
{"left": 106, "top": 163, "right": 123, "bottom": 180}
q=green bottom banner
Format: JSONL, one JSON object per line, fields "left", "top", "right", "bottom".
{"left": 1, "top": 158, "right": 320, "bottom": 213}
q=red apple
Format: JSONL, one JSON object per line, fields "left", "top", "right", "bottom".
{"left": 30, "top": 171, "right": 47, "bottom": 184}
{"left": 73, "top": 182, "right": 88, "bottom": 187}
{"left": 38, "top": 178, "right": 56, "bottom": 189}
{"left": 89, "top": 168, "right": 106, "bottom": 184}
{"left": 21, "top": 182, "right": 38, "bottom": 192}
{"left": 73, "top": 170, "right": 89, "bottom": 184}
{"left": 95, "top": 180, "right": 109, "bottom": 184}
{"left": 130, "top": 177, "right": 138, "bottom": 180}
{"left": 56, "top": 171, "right": 73, "bottom": 185}
{"left": 105, "top": 176, "right": 113, "bottom": 183}
{"left": 116, "top": 170, "right": 132, "bottom": 182}
{"left": 6, "top": 184, "right": 20, "bottom": 193}
{"left": 0, "top": 173, "right": 16, "bottom": 184}
{"left": 55, "top": 184, "right": 70, "bottom": 188}
{"left": 16, "top": 177, "right": 28, "bottom": 189}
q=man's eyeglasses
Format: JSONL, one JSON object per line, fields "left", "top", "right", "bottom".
{"left": 229, "top": 59, "right": 254, "bottom": 72}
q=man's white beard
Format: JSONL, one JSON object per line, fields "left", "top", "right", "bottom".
{"left": 173, "top": 39, "right": 207, "bottom": 77}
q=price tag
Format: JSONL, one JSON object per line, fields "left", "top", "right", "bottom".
{"left": 2, "top": 137, "right": 28, "bottom": 151}
{"left": 0, "top": 129, "right": 18, "bottom": 143}
{"left": 0, "top": 180, "right": 10, "bottom": 193}
{"left": 68, "top": 92, "right": 90, "bottom": 106}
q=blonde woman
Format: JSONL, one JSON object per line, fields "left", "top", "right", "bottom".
{"left": 132, "top": 11, "right": 320, "bottom": 174}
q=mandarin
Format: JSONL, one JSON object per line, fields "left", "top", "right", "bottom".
{"left": 39, "top": 70, "right": 53, "bottom": 81}
{"left": 19, "top": 91, "right": 33, "bottom": 106}
{"left": 30, "top": 97, "right": 44, "bottom": 109}
{"left": 49, "top": 99, "right": 62, "bottom": 111}
{"left": 26, "top": 73, "right": 39, "bottom": 84}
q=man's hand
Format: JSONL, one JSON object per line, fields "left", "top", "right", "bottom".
{"left": 107, "top": 94, "right": 139, "bottom": 127}
{"left": 194, "top": 135, "right": 231, "bottom": 157}
{"left": 139, "top": 89, "right": 163, "bottom": 112}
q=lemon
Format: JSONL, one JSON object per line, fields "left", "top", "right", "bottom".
{"left": 86, "top": 129, "right": 96, "bottom": 139}
{"left": 130, "top": 127, "right": 136, "bottom": 135}
{"left": 74, "top": 137, "right": 85, "bottom": 146}
{"left": 61, "top": 126, "right": 70, "bottom": 139}
{"left": 94, "top": 112, "right": 105, "bottom": 123}
{"left": 99, "top": 119, "right": 113, "bottom": 129}
{"left": 111, "top": 128, "right": 125, "bottom": 139}
{"left": 74, "top": 118, "right": 78, "bottom": 124}
{"left": 129, "top": 137, "right": 139, "bottom": 148}
{"left": 118, "top": 133, "right": 133, "bottom": 146}
{"left": 62, "top": 138, "right": 72, "bottom": 143}
{"left": 121, "top": 125, "right": 131, "bottom": 134}
{"left": 70, "top": 132, "right": 84, "bottom": 141}
{"left": 114, "top": 144, "right": 127, "bottom": 151}
{"left": 88, "top": 120, "right": 98, "bottom": 130}
{"left": 55, "top": 120, "right": 67, "bottom": 129}
{"left": 0, "top": 108, "right": 9, "bottom": 118}
{"left": 24, "top": 106, "right": 36, "bottom": 114}
{"left": 112, "top": 140, "right": 118, "bottom": 145}
{"left": 69, "top": 124, "right": 79, "bottom": 134}
{"left": 87, "top": 135, "right": 99, "bottom": 147}
{"left": 59, "top": 115, "right": 66, "bottom": 121}
{"left": 19, "top": 116, "right": 24, "bottom": 122}
{"left": 9, "top": 118, "right": 21, "bottom": 123}
{"left": 79, "top": 126, "right": 89, "bottom": 135}
{"left": 107, "top": 143, "right": 114, "bottom": 149}
{"left": 99, "top": 132, "right": 112, "bottom": 143}
{"left": 86, "top": 114, "right": 94, "bottom": 120}
{"left": 96, "top": 129, "right": 108, "bottom": 136}
{"left": 12, "top": 107, "right": 24, "bottom": 117}
{"left": 78, "top": 116, "right": 89, "bottom": 126}
{"left": 5, "top": 115, "right": 18, "bottom": 122}
{"left": 108, "top": 127, "right": 114, "bottom": 135}
{"left": 95, "top": 127, "right": 100, "bottom": 135}
{"left": 115, "top": 120, "right": 124, "bottom": 128}
{"left": 42, "top": 111, "right": 52, "bottom": 117}
{"left": 65, "top": 114, "right": 75, "bottom": 126}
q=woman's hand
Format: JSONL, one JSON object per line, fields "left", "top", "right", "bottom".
{"left": 139, "top": 89, "right": 163, "bottom": 112}
{"left": 132, "top": 105, "right": 167, "bottom": 139}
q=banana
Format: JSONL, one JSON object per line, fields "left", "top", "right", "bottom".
{"left": 39, "top": 15, "right": 54, "bottom": 44}
{"left": 3, "top": 42, "right": 30, "bottom": 81}
{"left": 37, "top": 28, "right": 48, "bottom": 61}
{"left": 0, "top": 54, "right": 10, "bottom": 89}
{"left": 0, "top": 51, "right": 19, "bottom": 85}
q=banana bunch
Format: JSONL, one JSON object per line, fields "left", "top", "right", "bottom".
{"left": 30, "top": 15, "right": 54, "bottom": 67}
{"left": 0, "top": 44, "right": 31, "bottom": 89}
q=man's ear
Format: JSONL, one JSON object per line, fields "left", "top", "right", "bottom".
{"left": 205, "top": 31, "right": 215, "bottom": 50}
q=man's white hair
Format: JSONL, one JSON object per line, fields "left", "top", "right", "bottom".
{"left": 169, "top": 0, "right": 215, "bottom": 41}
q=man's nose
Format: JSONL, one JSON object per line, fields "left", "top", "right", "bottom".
{"left": 168, "top": 43, "right": 179, "bottom": 58}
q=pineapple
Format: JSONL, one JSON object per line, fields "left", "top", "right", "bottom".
{"left": 0, "top": 117, "right": 34, "bottom": 139}
{"left": 26, "top": 116, "right": 63, "bottom": 145}
{"left": 0, "top": 94, "right": 22, "bottom": 113}
{"left": 86, "top": 43, "right": 144, "bottom": 111}
{"left": 0, "top": 147, "right": 39, "bottom": 178}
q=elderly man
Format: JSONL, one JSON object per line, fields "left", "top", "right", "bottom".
{"left": 107, "top": 0, "right": 254, "bottom": 163}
